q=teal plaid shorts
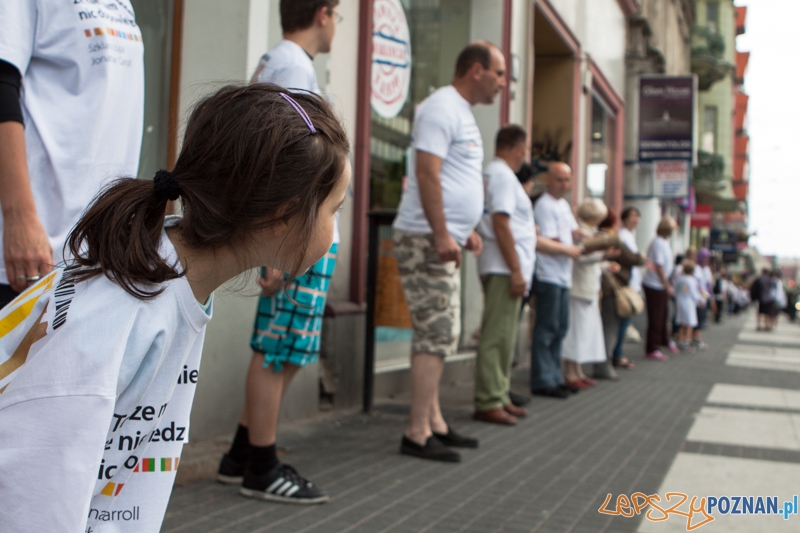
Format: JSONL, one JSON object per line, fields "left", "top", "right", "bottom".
{"left": 250, "top": 244, "right": 337, "bottom": 371}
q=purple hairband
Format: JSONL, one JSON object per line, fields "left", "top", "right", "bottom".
{"left": 279, "top": 92, "right": 317, "bottom": 134}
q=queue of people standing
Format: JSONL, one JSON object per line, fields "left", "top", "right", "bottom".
{"left": 0, "top": 0, "right": 739, "bottom": 531}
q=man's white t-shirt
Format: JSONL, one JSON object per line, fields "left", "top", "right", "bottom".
{"left": 533, "top": 193, "right": 579, "bottom": 288}
{"left": 0, "top": 0, "right": 144, "bottom": 285}
{"left": 0, "top": 226, "right": 212, "bottom": 533}
{"left": 252, "top": 40, "right": 339, "bottom": 244}
{"left": 643, "top": 236, "right": 674, "bottom": 290}
{"left": 618, "top": 227, "right": 642, "bottom": 293}
{"left": 393, "top": 85, "right": 484, "bottom": 245}
{"left": 477, "top": 158, "right": 536, "bottom": 288}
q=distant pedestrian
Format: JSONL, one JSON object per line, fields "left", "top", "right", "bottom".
{"left": 530, "top": 163, "right": 581, "bottom": 399}
{"left": 675, "top": 261, "right": 704, "bottom": 351}
{"left": 642, "top": 216, "right": 678, "bottom": 360}
{"left": 597, "top": 207, "right": 645, "bottom": 376}
{"left": 393, "top": 42, "right": 506, "bottom": 461}
{"left": 608, "top": 206, "right": 645, "bottom": 370}
{"left": 473, "top": 125, "right": 535, "bottom": 426}
{"left": 751, "top": 268, "right": 774, "bottom": 331}
{"left": 562, "top": 199, "right": 616, "bottom": 388}
{"left": 0, "top": 1, "right": 144, "bottom": 308}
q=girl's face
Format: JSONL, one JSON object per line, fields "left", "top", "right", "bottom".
{"left": 301, "top": 156, "right": 351, "bottom": 272}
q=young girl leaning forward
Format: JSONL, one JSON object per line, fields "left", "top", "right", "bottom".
{"left": 675, "top": 260, "right": 705, "bottom": 351}
{"left": 0, "top": 84, "right": 350, "bottom": 532}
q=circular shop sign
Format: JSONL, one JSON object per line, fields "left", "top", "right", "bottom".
{"left": 371, "top": 0, "right": 411, "bottom": 119}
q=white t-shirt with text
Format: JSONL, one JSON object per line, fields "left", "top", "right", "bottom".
{"left": 643, "top": 236, "right": 674, "bottom": 290}
{"left": 533, "top": 193, "right": 578, "bottom": 288}
{"left": 477, "top": 158, "right": 536, "bottom": 287}
{"left": 0, "top": 0, "right": 144, "bottom": 285}
{"left": 0, "top": 226, "right": 212, "bottom": 533}
{"left": 393, "top": 85, "right": 484, "bottom": 245}
{"left": 252, "top": 40, "right": 340, "bottom": 244}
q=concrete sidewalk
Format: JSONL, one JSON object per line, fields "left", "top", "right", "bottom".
{"left": 163, "top": 311, "right": 798, "bottom": 532}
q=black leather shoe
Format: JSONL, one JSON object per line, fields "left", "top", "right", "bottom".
{"left": 531, "top": 387, "right": 570, "bottom": 399}
{"left": 509, "top": 391, "right": 531, "bottom": 407}
{"left": 433, "top": 428, "right": 479, "bottom": 448}
{"left": 400, "top": 435, "right": 461, "bottom": 462}
{"left": 559, "top": 383, "right": 580, "bottom": 394}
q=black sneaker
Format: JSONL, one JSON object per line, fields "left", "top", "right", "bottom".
{"left": 433, "top": 427, "right": 479, "bottom": 448}
{"left": 531, "top": 386, "right": 570, "bottom": 399}
{"left": 509, "top": 391, "right": 531, "bottom": 407}
{"left": 217, "top": 454, "right": 246, "bottom": 485}
{"left": 239, "top": 463, "right": 329, "bottom": 504}
{"left": 559, "top": 383, "right": 580, "bottom": 394}
{"left": 400, "top": 435, "right": 461, "bottom": 462}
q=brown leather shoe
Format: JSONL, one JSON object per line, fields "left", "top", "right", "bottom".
{"left": 503, "top": 403, "right": 528, "bottom": 418}
{"left": 474, "top": 408, "right": 518, "bottom": 425}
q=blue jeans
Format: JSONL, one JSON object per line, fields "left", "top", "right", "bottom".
{"left": 530, "top": 280, "right": 570, "bottom": 390}
{"left": 613, "top": 316, "right": 632, "bottom": 361}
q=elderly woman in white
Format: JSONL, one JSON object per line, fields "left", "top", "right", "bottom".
{"left": 562, "top": 198, "right": 619, "bottom": 388}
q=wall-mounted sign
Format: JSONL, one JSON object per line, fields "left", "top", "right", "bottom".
{"left": 639, "top": 76, "right": 695, "bottom": 161}
{"left": 371, "top": 0, "right": 411, "bottom": 119}
{"left": 691, "top": 204, "right": 712, "bottom": 228}
{"left": 653, "top": 160, "right": 690, "bottom": 198}
{"left": 710, "top": 230, "right": 739, "bottom": 262}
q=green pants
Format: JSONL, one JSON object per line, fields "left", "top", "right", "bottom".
{"left": 475, "top": 275, "right": 523, "bottom": 411}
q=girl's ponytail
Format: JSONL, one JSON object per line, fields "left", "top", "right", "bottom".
{"left": 66, "top": 171, "right": 183, "bottom": 299}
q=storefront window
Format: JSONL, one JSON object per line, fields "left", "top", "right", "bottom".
{"left": 369, "top": 0, "right": 472, "bottom": 209}
{"left": 586, "top": 95, "right": 611, "bottom": 199}
{"left": 131, "top": 0, "right": 175, "bottom": 179}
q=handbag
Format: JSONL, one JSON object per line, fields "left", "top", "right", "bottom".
{"left": 604, "top": 271, "right": 644, "bottom": 318}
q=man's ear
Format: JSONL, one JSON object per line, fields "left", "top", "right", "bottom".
{"left": 316, "top": 5, "right": 329, "bottom": 27}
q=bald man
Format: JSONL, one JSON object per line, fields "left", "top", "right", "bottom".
{"left": 530, "top": 163, "right": 581, "bottom": 399}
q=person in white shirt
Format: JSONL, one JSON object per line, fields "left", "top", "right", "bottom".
{"left": 530, "top": 163, "right": 581, "bottom": 399}
{"left": 0, "top": 85, "right": 351, "bottom": 532}
{"left": 393, "top": 42, "right": 506, "bottom": 462}
{"left": 0, "top": 0, "right": 144, "bottom": 308}
{"left": 642, "top": 216, "right": 678, "bottom": 360}
{"left": 473, "top": 125, "right": 535, "bottom": 426}
{"left": 218, "top": 0, "right": 344, "bottom": 504}
{"left": 612, "top": 206, "right": 643, "bottom": 368}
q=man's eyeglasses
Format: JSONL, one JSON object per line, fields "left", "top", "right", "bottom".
{"left": 329, "top": 9, "right": 343, "bottom": 23}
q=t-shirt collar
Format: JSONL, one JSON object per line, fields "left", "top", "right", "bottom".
{"left": 283, "top": 39, "right": 314, "bottom": 62}
{"left": 446, "top": 85, "right": 471, "bottom": 109}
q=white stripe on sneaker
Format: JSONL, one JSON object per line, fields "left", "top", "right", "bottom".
{"left": 266, "top": 477, "right": 285, "bottom": 493}
{"left": 284, "top": 485, "right": 301, "bottom": 497}
{"left": 276, "top": 481, "right": 295, "bottom": 495}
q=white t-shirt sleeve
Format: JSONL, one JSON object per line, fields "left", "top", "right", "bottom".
{"left": 0, "top": 0, "right": 36, "bottom": 73}
{"left": 413, "top": 106, "right": 453, "bottom": 160}
{"left": 534, "top": 200, "right": 558, "bottom": 239}
{"left": 486, "top": 174, "right": 516, "bottom": 216}
{"left": 0, "top": 394, "right": 114, "bottom": 531}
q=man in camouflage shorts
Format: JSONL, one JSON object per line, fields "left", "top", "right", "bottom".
{"left": 394, "top": 232, "right": 461, "bottom": 356}
{"left": 392, "top": 41, "right": 506, "bottom": 462}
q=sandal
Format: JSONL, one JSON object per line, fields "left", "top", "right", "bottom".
{"left": 613, "top": 358, "right": 635, "bottom": 370}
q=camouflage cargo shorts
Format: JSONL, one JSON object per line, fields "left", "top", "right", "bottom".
{"left": 393, "top": 230, "right": 461, "bottom": 357}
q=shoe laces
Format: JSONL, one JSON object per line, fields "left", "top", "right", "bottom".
{"left": 278, "top": 463, "right": 312, "bottom": 488}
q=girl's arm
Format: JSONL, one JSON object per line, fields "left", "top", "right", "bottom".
{"left": 0, "top": 394, "right": 114, "bottom": 531}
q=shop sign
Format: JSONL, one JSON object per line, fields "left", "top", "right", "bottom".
{"left": 691, "top": 204, "right": 712, "bottom": 228}
{"left": 639, "top": 76, "right": 695, "bottom": 161}
{"left": 653, "top": 160, "right": 690, "bottom": 198}
{"left": 710, "top": 230, "right": 739, "bottom": 262}
{"left": 371, "top": 0, "right": 411, "bottom": 119}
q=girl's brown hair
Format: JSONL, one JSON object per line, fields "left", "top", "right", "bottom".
{"left": 67, "top": 83, "right": 350, "bottom": 299}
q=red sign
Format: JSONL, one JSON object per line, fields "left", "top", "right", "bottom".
{"left": 692, "top": 204, "right": 712, "bottom": 228}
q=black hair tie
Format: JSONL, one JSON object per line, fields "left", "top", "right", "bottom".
{"left": 153, "top": 169, "right": 182, "bottom": 201}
